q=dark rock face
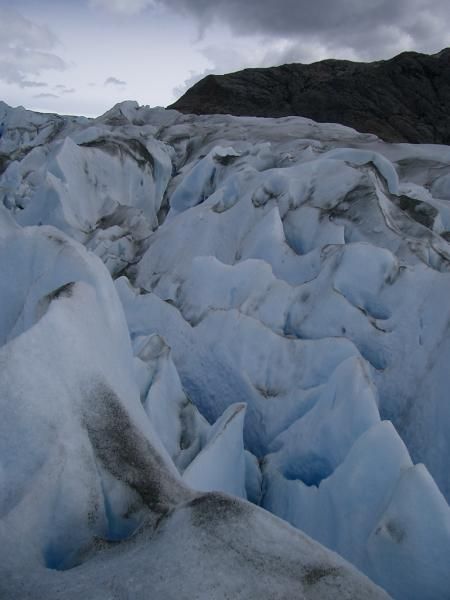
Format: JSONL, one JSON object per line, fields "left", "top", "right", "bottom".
{"left": 169, "top": 49, "right": 450, "bottom": 144}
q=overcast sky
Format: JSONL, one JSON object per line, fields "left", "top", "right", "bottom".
{"left": 1, "top": 0, "right": 450, "bottom": 117}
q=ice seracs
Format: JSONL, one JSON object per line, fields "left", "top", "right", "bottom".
{"left": 0, "top": 116, "right": 173, "bottom": 276}
{"left": 2, "top": 99, "right": 450, "bottom": 599}
{"left": 0, "top": 209, "right": 389, "bottom": 600}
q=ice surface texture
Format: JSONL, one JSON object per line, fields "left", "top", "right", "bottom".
{"left": 1, "top": 99, "right": 450, "bottom": 599}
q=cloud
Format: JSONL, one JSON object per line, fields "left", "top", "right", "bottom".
{"left": 89, "top": 0, "right": 156, "bottom": 15}
{"left": 20, "top": 80, "right": 48, "bottom": 89}
{"left": 159, "top": 0, "right": 450, "bottom": 54}
{"left": 87, "top": 0, "right": 450, "bottom": 63}
{"left": 0, "top": 9, "right": 67, "bottom": 88}
{"left": 104, "top": 76, "right": 127, "bottom": 86}
{"left": 33, "top": 93, "right": 59, "bottom": 99}
{"left": 54, "top": 84, "right": 76, "bottom": 94}
{"left": 154, "top": 0, "right": 450, "bottom": 63}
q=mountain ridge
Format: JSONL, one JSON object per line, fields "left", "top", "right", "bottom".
{"left": 169, "top": 48, "right": 450, "bottom": 143}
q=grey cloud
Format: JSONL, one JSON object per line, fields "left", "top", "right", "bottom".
{"left": 33, "top": 93, "right": 59, "bottom": 99}
{"left": 93, "top": 0, "right": 450, "bottom": 61}
{"left": 20, "top": 80, "right": 48, "bottom": 89}
{"left": 0, "top": 9, "right": 67, "bottom": 88}
{"left": 161, "top": 0, "right": 450, "bottom": 60}
{"left": 54, "top": 85, "right": 76, "bottom": 94}
{"left": 90, "top": 0, "right": 155, "bottom": 14}
{"left": 104, "top": 76, "right": 127, "bottom": 86}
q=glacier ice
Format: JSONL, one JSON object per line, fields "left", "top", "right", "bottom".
{"left": 0, "top": 201, "right": 387, "bottom": 600}
{"left": 182, "top": 402, "right": 247, "bottom": 498}
{"left": 1, "top": 99, "right": 450, "bottom": 598}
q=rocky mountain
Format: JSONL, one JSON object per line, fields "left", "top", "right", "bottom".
{"left": 1, "top": 99, "right": 450, "bottom": 599}
{"left": 169, "top": 48, "right": 450, "bottom": 144}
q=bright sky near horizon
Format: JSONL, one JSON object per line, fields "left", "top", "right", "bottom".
{"left": 2, "top": 0, "right": 450, "bottom": 117}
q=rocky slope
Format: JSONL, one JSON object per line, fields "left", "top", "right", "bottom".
{"left": 169, "top": 48, "right": 450, "bottom": 144}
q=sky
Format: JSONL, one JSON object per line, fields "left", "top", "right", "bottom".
{"left": 1, "top": 0, "right": 450, "bottom": 117}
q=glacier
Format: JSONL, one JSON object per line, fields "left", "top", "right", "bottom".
{"left": 1, "top": 99, "right": 450, "bottom": 599}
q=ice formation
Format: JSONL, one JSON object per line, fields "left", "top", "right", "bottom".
{"left": 1, "top": 99, "right": 450, "bottom": 599}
